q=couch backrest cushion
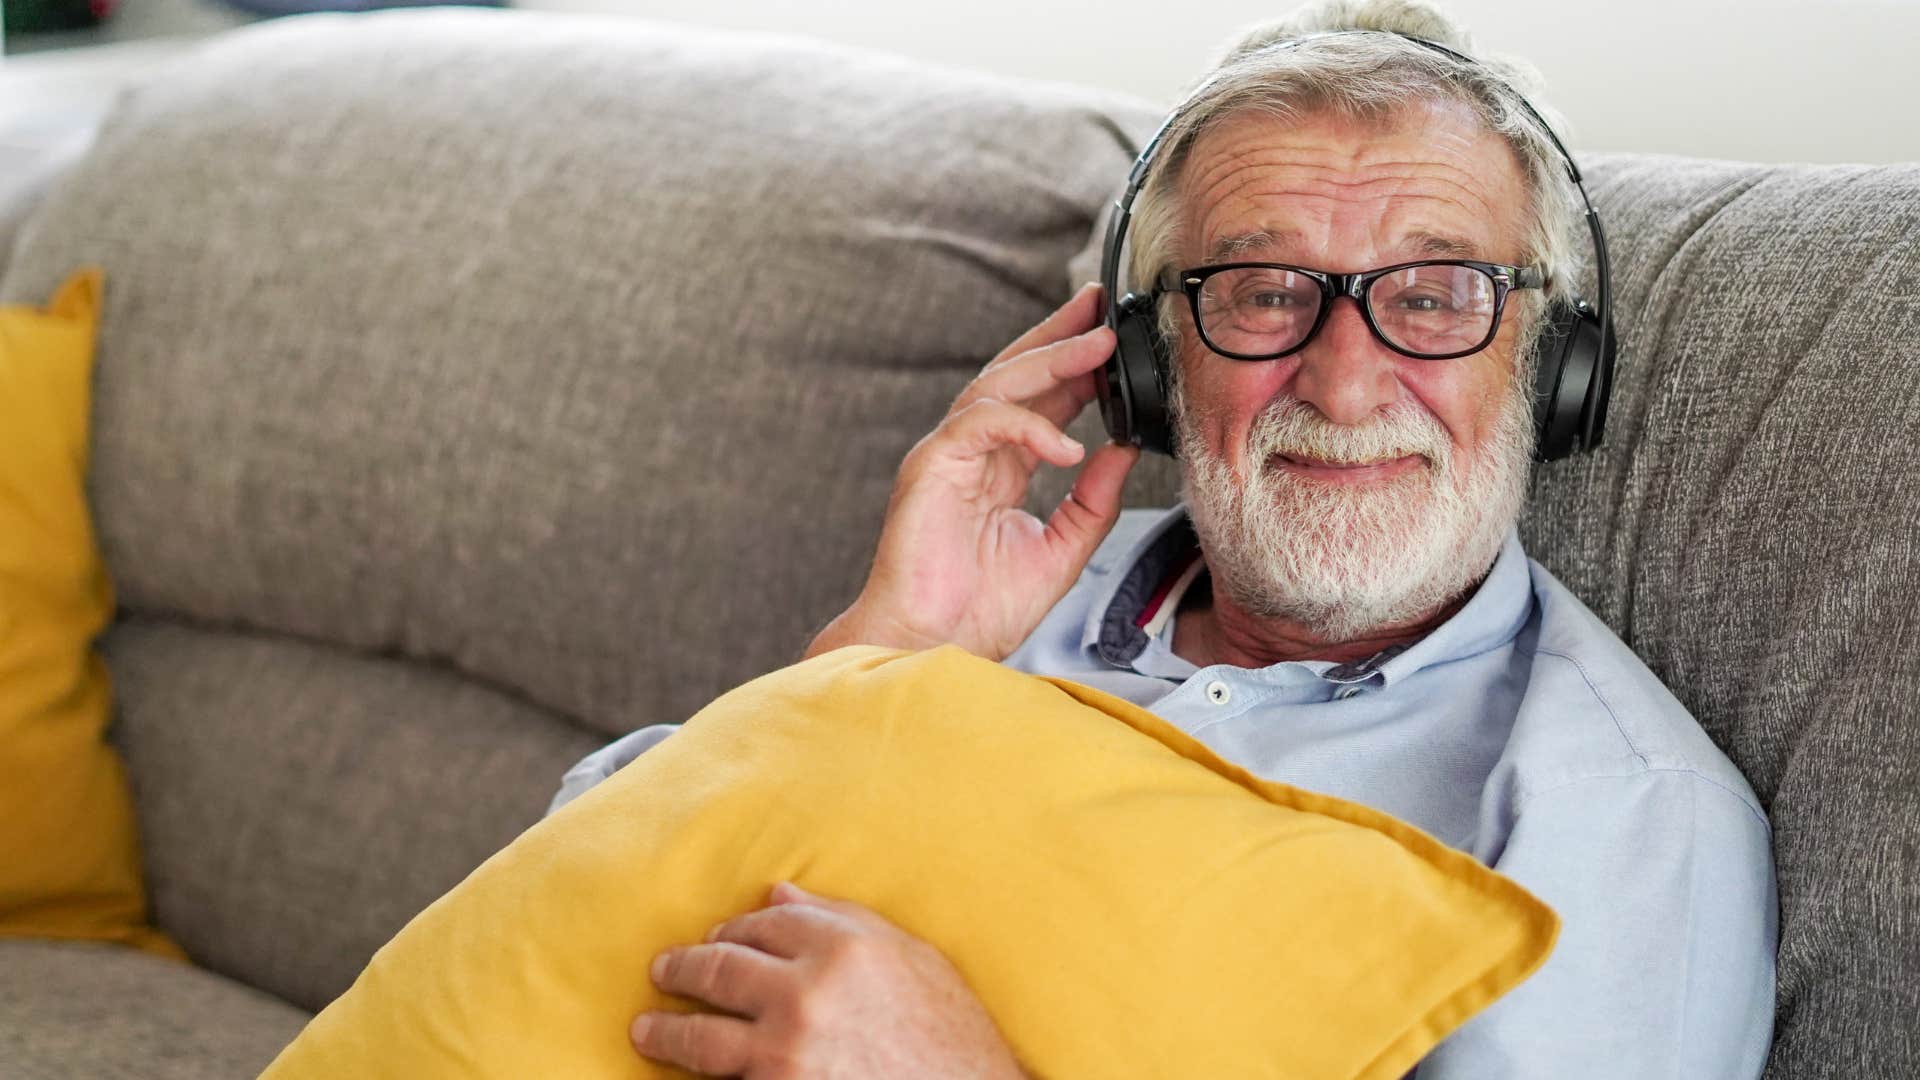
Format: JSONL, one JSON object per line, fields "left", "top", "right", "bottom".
{"left": 0, "top": 9, "right": 1142, "bottom": 740}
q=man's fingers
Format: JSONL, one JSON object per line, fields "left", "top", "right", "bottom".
{"left": 651, "top": 943, "right": 788, "bottom": 1017}
{"left": 705, "top": 902, "right": 847, "bottom": 960}
{"left": 960, "top": 325, "right": 1114, "bottom": 417}
{"left": 1026, "top": 368, "right": 1101, "bottom": 430}
{"left": 1044, "top": 442, "right": 1140, "bottom": 562}
{"left": 987, "top": 282, "right": 1104, "bottom": 367}
{"left": 769, "top": 881, "right": 895, "bottom": 932}
{"left": 921, "top": 398, "right": 1083, "bottom": 471}
{"left": 629, "top": 1009, "right": 755, "bottom": 1077}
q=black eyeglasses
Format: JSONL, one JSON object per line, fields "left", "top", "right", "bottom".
{"left": 1158, "top": 259, "right": 1545, "bottom": 362}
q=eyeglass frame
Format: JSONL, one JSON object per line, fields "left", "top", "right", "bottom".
{"left": 1158, "top": 258, "right": 1547, "bottom": 362}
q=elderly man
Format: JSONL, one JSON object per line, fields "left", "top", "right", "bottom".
{"left": 552, "top": 2, "right": 1777, "bottom": 1076}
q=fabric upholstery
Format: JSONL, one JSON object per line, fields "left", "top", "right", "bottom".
{"left": 1064, "top": 154, "right": 1920, "bottom": 1079}
{"left": 0, "top": 268, "right": 180, "bottom": 960}
{"left": 264, "top": 645, "right": 1557, "bottom": 1080}
{"left": 100, "top": 617, "right": 605, "bottom": 1012}
{"left": 0, "top": 9, "right": 1140, "bottom": 744}
{"left": 0, "top": 939, "right": 309, "bottom": 1080}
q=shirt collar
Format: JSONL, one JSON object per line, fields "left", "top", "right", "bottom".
{"left": 1365, "top": 527, "right": 1532, "bottom": 686}
{"left": 1080, "top": 506, "right": 1199, "bottom": 667}
{"left": 1081, "top": 505, "right": 1533, "bottom": 684}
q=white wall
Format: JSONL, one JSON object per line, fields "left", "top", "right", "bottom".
{"left": 547, "top": 0, "right": 1920, "bottom": 165}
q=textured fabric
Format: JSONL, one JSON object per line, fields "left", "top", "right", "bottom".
{"left": 0, "top": 9, "right": 1141, "bottom": 742}
{"left": 1061, "top": 154, "right": 1920, "bottom": 1078}
{"left": 0, "top": 938, "right": 309, "bottom": 1080}
{"left": 100, "top": 618, "right": 604, "bottom": 1011}
{"left": 0, "top": 269, "right": 180, "bottom": 961}
{"left": 265, "top": 645, "right": 1558, "bottom": 1080}
{"left": 550, "top": 511, "right": 1777, "bottom": 1078}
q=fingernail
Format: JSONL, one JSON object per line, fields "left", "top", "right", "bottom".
{"left": 1061, "top": 433, "right": 1083, "bottom": 453}
{"left": 649, "top": 952, "right": 669, "bottom": 983}
{"left": 630, "top": 1014, "right": 652, "bottom": 1044}
{"left": 703, "top": 924, "right": 721, "bottom": 943}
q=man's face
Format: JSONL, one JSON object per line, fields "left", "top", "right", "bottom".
{"left": 1168, "top": 102, "right": 1538, "bottom": 638}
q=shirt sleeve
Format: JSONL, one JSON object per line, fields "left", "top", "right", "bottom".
{"left": 544, "top": 723, "right": 682, "bottom": 817}
{"left": 1415, "top": 770, "right": 1777, "bottom": 1080}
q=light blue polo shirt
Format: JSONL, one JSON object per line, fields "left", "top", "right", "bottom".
{"left": 549, "top": 506, "right": 1777, "bottom": 1078}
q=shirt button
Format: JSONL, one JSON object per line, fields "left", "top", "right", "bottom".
{"left": 1334, "top": 685, "right": 1363, "bottom": 701}
{"left": 1205, "top": 680, "right": 1232, "bottom": 705}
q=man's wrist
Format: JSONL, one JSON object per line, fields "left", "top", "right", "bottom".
{"left": 802, "top": 602, "right": 947, "bottom": 660}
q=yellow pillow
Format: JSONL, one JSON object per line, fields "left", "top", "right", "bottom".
{"left": 265, "top": 645, "right": 1557, "bottom": 1079}
{"left": 0, "top": 269, "right": 181, "bottom": 961}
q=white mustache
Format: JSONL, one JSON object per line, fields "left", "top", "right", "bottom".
{"left": 1246, "top": 396, "right": 1452, "bottom": 473}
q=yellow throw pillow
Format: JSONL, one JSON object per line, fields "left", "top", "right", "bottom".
{"left": 265, "top": 645, "right": 1557, "bottom": 1079}
{"left": 0, "top": 269, "right": 181, "bottom": 961}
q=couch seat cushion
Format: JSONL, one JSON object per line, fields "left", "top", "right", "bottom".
{"left": 0, "top": 939, "right": 309, "bottom": 1079}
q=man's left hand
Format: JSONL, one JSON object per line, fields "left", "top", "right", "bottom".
{"left": 633, "top": 881, "right": 1028, "bottom": 1079}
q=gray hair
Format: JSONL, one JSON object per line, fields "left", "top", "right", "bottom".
{"left": 1129, "top": 0, "right": 1585, "bottom": 374}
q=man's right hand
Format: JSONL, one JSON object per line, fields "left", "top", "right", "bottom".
{"left": 806, "top": 283, "right": 1141, "bottom": 662}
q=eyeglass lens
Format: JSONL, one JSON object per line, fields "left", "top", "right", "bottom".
{"left": 1195, "top": 264, "right": 1498, "bottom": 358}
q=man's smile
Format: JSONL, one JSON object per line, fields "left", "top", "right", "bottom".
{"left": 1267, "top": 451, "right": 1425, "bottom": 484}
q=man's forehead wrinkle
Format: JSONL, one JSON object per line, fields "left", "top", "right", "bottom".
{"left": 1183, "top": 159, "right": 1514, "bottom": 268}
{"left": 1190, "top": 182, "right": 1499, "bottom": 264}
{"left": 1174, "top": 108, "right": 1529, "bottom": 267}
{"left": 1186, "top": 155, "right": 1506, "bottom": 221}
{"left": 1205, "top": 227, "right": 1482, "bottom": 264}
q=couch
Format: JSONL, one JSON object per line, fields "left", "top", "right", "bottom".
{"left": 1, "top": 10, "right": 1914, "bottom": 1079}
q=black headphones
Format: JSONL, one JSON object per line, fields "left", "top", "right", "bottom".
{"left": 1094, "top": 31, "right": 1615, "bottom": 462}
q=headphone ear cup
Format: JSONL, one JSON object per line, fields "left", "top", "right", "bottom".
{"left": 1532, "top": 298, "right": 1608, "bottom": 462}
{"left": 1104, "top": 292, "right": 1175, "bottom": 457}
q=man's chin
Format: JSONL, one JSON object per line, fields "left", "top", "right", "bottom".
{"left": 1195, "top": 477, "right": 1475, "bottom": 636}
{"left": 1251, "top": 466, "right": 1440, "bottom": 533}
{"left": 1212, "top": 536, "right": 1465, "bottom": 640}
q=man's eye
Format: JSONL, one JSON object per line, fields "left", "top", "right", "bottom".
{"left": 1394, "top": 294, "right": 1453, "bottom": 312}
{"left": 1244, "top": 291, "right": 1305, "bottom": 309}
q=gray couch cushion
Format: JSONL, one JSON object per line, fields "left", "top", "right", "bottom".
{"left": 102, "top": 617, "right": 604, "bottom": 1012}
{"left": 0, "top": 9, "right": 1140, "bottom": 741}
{"left": 0, "top": 939, "right": 309, "bottom": 1079}
{"left": 1068, "top": 152, "right": 1920, "bottom": 1079}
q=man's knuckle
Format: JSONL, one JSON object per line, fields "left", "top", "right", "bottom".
{"left": 783, "top": 984, "right": 826, "bottom": 1035}
{"left": 952, "top": 396, "right": 1000, "bottom": 424}
{"left": 692, "top": 949, "right": 730, "bottom": 997}
{"left": 821, "top": 932, "right": 876, "bottom": 975}
{"left": 756, "top": 1039, "right": 807, "bottom": 1080}
{"left": 679, "top": 1018, "right": 730, "bottom": 1073}
{"left": 654, "top": 1015, "right": 692, "bottom": 1060}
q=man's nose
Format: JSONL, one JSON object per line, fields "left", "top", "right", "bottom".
{"left": 1289, "top": 297, "right": 1401, "bottom": 426}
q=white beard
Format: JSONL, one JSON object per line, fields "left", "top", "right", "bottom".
{"left": 1173, "top": 370, "right": 1533, "bottom": 641}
